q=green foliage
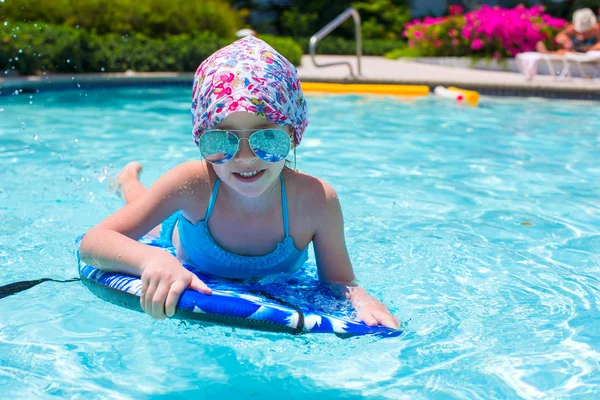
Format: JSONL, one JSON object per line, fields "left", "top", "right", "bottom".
{"left": 82, "top": 31, "right": 226, "bottom": 73}
{"left": 403, "top": 15, "right": 470, "bottom": 58}
{"left": 570, "top": 0, "right": 600, "bottom": 16}
{"left": 280, "top": 8, "right": 319, "bottom": 38}
{"left": 294, "top": 37, "right": 402, "bottom": 56}
{"left": 384, "top": 46, "right": 421, "bottom": 59}
{"left": 1, "top": 24, "right": 87, "bottom": 75}
{"left": 270, "top": 0, "right": 410, "bottom": 40}
{"left": 352, "top": 0, "right": 411, "bottom": 40}
{"left": 0, "top": 23, "right": 303, "bottom": 75}
{"left": 533, "top": 0, "right": 600, "bottom": 19}
{"left": 0, "top": 0, "right": 241, "bottom": 38}
{"left": 275, "top": 1, "right": 350, "bottom": 38}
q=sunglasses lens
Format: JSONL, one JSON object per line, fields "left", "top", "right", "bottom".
{"left": 199, "top": 130, "right": 238, "bottom": 164}
{"left": 249, "top": 129, "right": 291, "bottom": 162}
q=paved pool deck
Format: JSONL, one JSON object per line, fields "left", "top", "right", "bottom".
{"left": 1, "top": 55, "right": 599, "bottom": 100}
{"left": 296, "top": 55, "right": 600, "bottom": 100}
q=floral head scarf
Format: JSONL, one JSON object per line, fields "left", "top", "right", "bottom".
{"left": 191, "top": 36, "right": 308, "bottom": 145}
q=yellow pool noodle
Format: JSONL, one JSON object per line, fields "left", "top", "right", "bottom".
{"left": 302, "top": 82, "right": 430, "bottom": 96}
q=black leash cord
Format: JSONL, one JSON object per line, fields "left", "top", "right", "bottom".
{"left": 0, "top": 278, "right": 80, "bottom": 299}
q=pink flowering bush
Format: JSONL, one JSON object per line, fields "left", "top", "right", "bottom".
{"left": 400, "top": 5, "right": 567, "bottom": 59}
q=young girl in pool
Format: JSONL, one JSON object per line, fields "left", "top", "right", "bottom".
{"left": 79, "top": 36, "right": 399, "bottom": 329}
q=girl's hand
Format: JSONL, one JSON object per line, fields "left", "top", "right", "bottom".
{"left": 346, "top": 286, "right": 400, "bottom": 329}
{"left": 355, "top": 299, "right": 400, "bottom": 330}
{"left": 140, "top": 254, "right": 212, "bottom": 319}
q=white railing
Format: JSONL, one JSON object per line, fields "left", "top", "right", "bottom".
{"left": 309, "top": 8, "right": 362, "bottom": 78}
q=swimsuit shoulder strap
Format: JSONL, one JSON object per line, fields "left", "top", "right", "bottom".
{"left": 205, "top": 178, "right": 221, "bottom": 222}
{"left": 280, "top": 174, "right": 290, "bottom": 237}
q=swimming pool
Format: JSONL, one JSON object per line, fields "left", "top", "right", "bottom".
{"left": 1, "top": 86, "right": 599, "bottom": 398}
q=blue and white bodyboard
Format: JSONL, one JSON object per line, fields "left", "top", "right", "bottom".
{"left": 77, "top": 236, "right": 401, "bottom": 338}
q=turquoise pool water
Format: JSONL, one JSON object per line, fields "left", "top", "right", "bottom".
{"left": 1, "top": 87, "right": 600, "bottom": 398}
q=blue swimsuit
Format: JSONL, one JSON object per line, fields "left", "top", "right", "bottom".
{"left": 160, "top": 175, "right": 308, "bottom": 279}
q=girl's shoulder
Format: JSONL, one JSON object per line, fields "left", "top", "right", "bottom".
{"left": 162, "top": 160, "right": 215, "bottom": 191}
{"left": 283, "top": 169, "right": 340, "bottom": 209}
{"left": 283, "top": 170, "right": 344, "bottom": 240}
{"left": 156, "top": 161, "right": 216, "bottom": 215}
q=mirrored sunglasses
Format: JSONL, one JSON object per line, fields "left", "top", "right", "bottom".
{"left": 198, "top": 129, "right": 292, "bottom": 165}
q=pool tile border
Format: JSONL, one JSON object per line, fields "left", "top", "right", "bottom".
{"left": 1, "top": 73, "right": 599, "bottom": 101}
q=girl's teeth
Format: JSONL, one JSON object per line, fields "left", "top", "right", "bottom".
{"left": 238, "top": 170, "right": 259, "bottom": 177}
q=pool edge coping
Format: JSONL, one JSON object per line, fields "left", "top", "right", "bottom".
{"left": 1, "top": 72, "right": 599, "bottom": 101}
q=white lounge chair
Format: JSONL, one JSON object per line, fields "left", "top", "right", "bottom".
{"left": 516, "top": 51, "right": 600, "bottom": 81}
{"left": 565, "top": 51, "right": 600, "bottom": 78}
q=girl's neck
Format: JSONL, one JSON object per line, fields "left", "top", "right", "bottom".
{"left": 220, "top": 175, "right": 281, "bottom": 215}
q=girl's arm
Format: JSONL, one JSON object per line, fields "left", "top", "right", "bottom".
{"left": 79, "top": 161, "right": 213, "bottom": 319}
{"left": 311, "top": 180, "right": 399, "bottom": 329}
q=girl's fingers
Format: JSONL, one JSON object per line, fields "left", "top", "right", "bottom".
{"left": 373, "top": 311, "right": 399, "bottom": 329}
{"left": 380, "top": 315, "right": 399, "bottom": 329}
{"left": 358, "top": 309, "right": 400, "bottom": 329}
{"left": 144, "top": 282, "right": 159, "bottom": 318}
{"left": 189, "top": 275, "right": 212, "bottom": 295}
{"left": 143, "top": 280, "right": 158, "bottom": 316}
{"left": 140, "top": 270, "right": 209, "bottom": 319}
{"left": 140, "top": 293, "right": 145, "bottom": 313}
{"left": 140, "top": 276, "right": 151, "bottom": 312}
{"left": 165, "top": 280, "right": 187, "bottom": 318}
{"left": 358, "top": 311, "right": 378, "bottom": 326}
{"left": 151, "top": 283, "right": 170, "bottom": 319}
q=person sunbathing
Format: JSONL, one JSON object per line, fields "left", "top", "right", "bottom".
{"left": 536, "top": 8, "right": 600, "bottom": 54}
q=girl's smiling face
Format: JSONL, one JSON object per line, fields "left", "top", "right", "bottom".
{"left": 208, "top": 112, "right": 292, "bottom": 198}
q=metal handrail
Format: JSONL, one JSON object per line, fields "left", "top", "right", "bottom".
{"left": 309, "top": 8, "right": 362, "bottom": 78}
